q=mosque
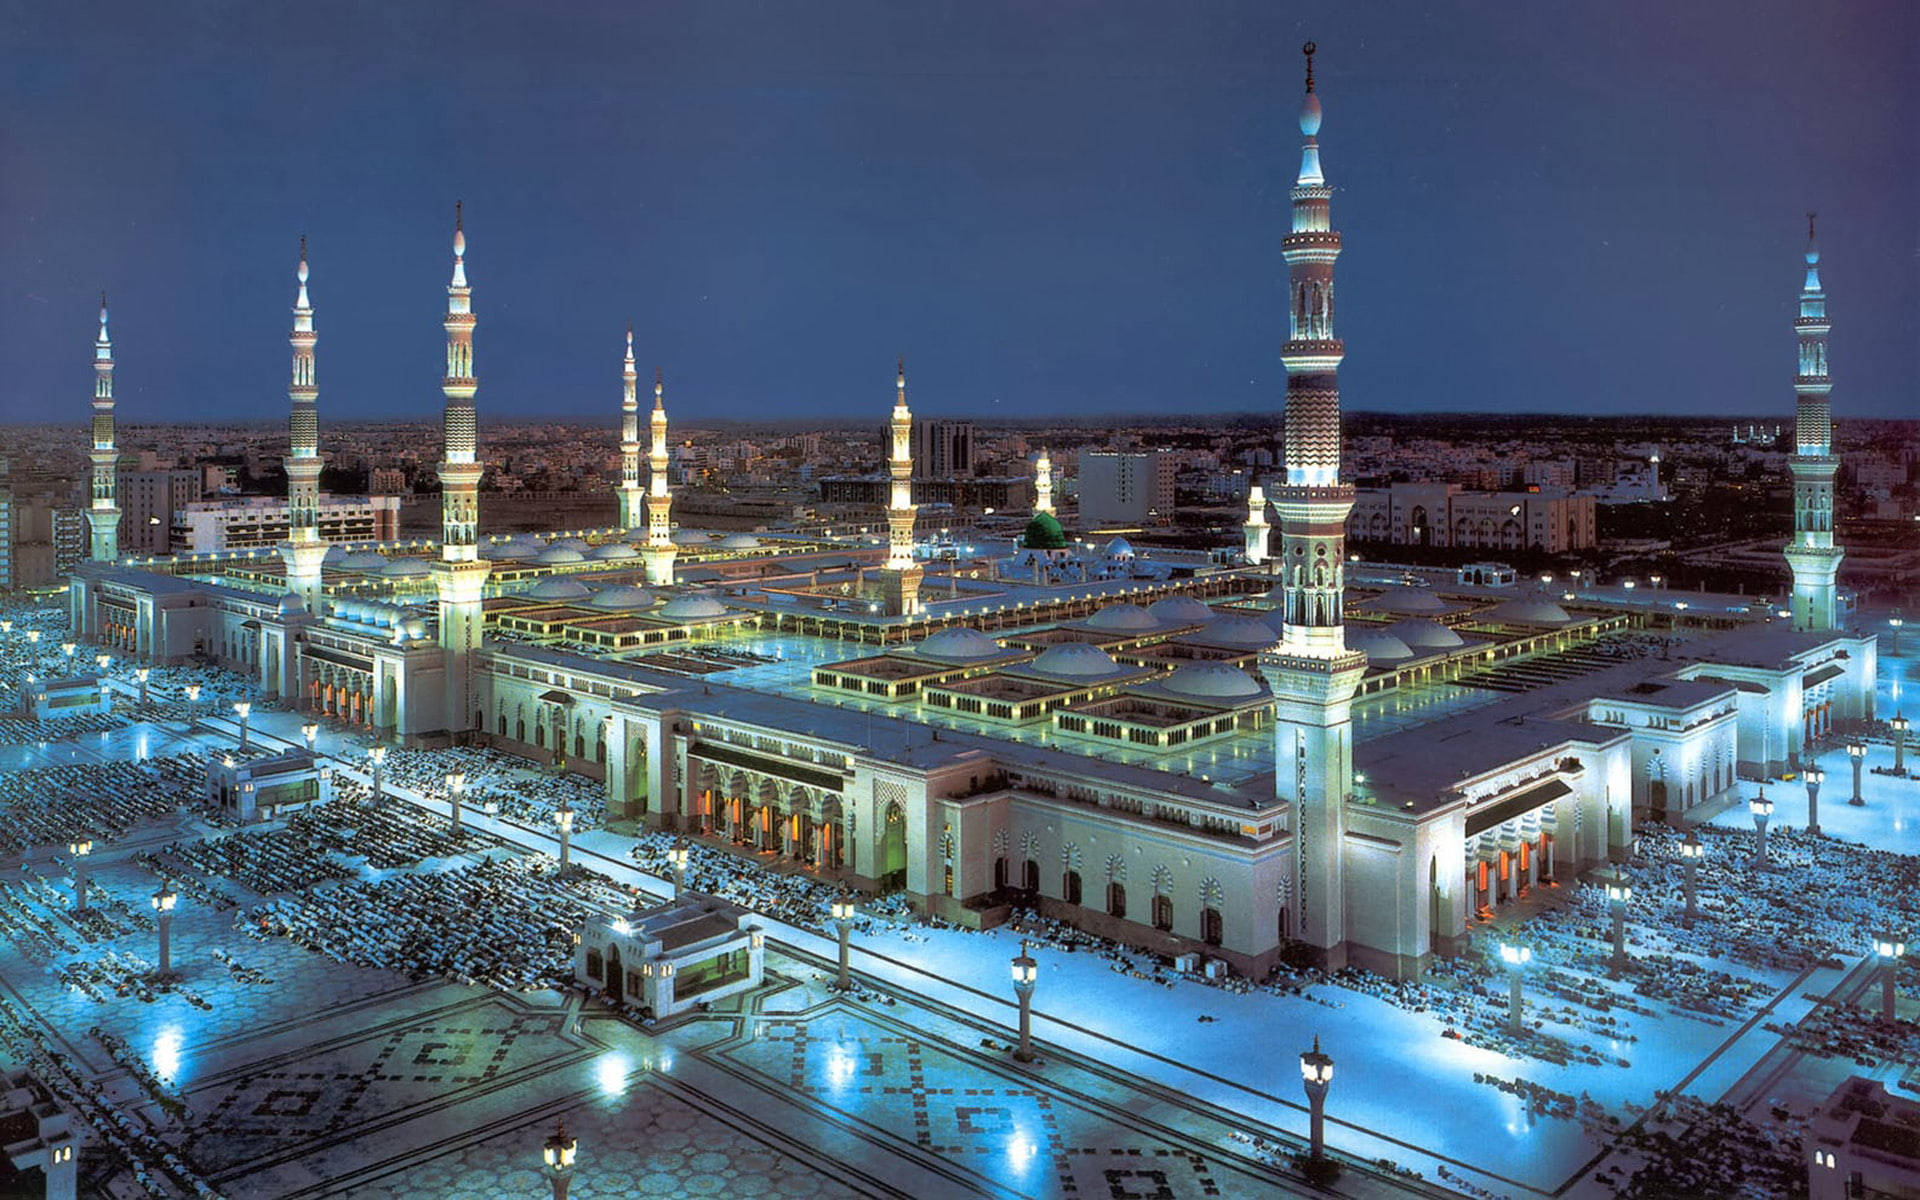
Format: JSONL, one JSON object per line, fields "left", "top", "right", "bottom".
{"left": 65, "top": 47, "right": 1875, "bottom": 980}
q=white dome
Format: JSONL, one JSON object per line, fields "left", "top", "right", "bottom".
{"left": 1387, "top": 618, "right": 1465, "bottom": 649}
{"left": 1146, "top": 596, "right": 1213, "bottom": 625}
{"left": 322, "top": 545, "right": 349, "bottom": 564}
{"left": 1370, "top": 585, "right": 1449, "bottom": 615}
{"left": 537, "top": 547, "right": 586, "bottom": 564}
{"left": 587, "top": 585, "right": 655, "bottom": 610}
{"left": 1029, "top": 642, "right": 1122, "bottom": 679}
{"left": 1488, "top": 597, "right": 1573, "bottom": 626}
{"left": 1347, "top": 628, "right": 1414, "bottom": 664}
{"left": 1161, "top": 662, "right": 1265, "bottom": 701}
{"left": 671, "top": 529, "right": 711, "bottom": 546}
{"left": 525, "top": 577, "right": 592, "bottom": 601}
{"left": 553, "top": 537, "right": 591, "bottom": 552}
{"left": 1200, "top": 615, "right": 1281, "bottom": 650}
{"left": 400, "top": 616, "right": 429, "bottom": 640}
{"left": 1085, "top": 603, "right": 1159, "bottom": 633}
{"left": 915, "top": 627, "right": 1004, "bottom": 662}
{"left": 659, "top": 594, "right": 728, "bottom": 620}
{"left": 1103, "top": 537, "right": 1135, "bottom": 557}
{"left": 277, "top": 593, "right": 306, "bottom": 616}
{"left": 337, "top": 551, "right": 388, "bottom": 570}
{"left": 484, "top": 541, "right": 537, "bottom": 560}
{"left": 719, "top": 533, "right": 761, "bottom": 550}
{"left": 1259, "top": 607, "right": 1289, "bottom": 634}
{"left": 590, "top": 543, "right": 639, "bottom": 560}
{"left": 381, "top": 558, "right": 432, "bottom": 577}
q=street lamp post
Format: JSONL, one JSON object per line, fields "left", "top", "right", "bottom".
{"left": 302, "top": 722, "right": 319, "bottom": 756}
{"left": 368, "top": 745, "right": 386, "bottom": 803}
{"left": 61, "top": 641, "right": 75, "bottom": 661}
{"left": 233, "top": 701, "right": 251, "bottom": 751}
{"left": 830, "top": 892, "right": 856, "bottom": 990}
{"left": 1678, "top": 831, "right": 1705, "bottom": 927}
{"left": 1603, "top": 871, "right": 1633, "bottom": 972}
{"left": 1499, "top": 942, "right": 1531, "bottom": 1034}
{"left": 185, "top": 684, "right": 200, "bottom": 718}
{"left": 95, "top": 653, "right": 111, "bottom": 674}
{"left": 1872, "top": 933, "right": 1905, "bottom": 1021}
{"left": 667, "top": 840, "right": 689, "bottom": 900}
{"left": 1300, "top": 1035, "right": 1334, "bottom": 1170}
{"left": 1749, "top": 790, "right": 1774, "bottom": 867}
{"left": 1848, "top": 742, "right": 1867, "bottom": 805}
{"left": 1010, "top": 940, "right": 1038, "bottom": 1062}
{"left": 555, "top": 799, "right": 575, "bottom": 873}
{"left": 541, "top": 1120, "right": 578, "bottom": 1200}
{"left": 67, "top": 837, "right": 94, "bottom": 913}
{"left": 446, "top": 772, "right": 465, "bottom": 834}
{"left": 1893, "top": 713, "right": 1910, "bottom": 776}
{"left": 135, "top": 667, "right": 150, "bottom": 709}
{"left": 151, "top": 881, "right": 178, "bottom": 979}
{"left": 1804, "top": 766, "right": 1824, "bottom": 837}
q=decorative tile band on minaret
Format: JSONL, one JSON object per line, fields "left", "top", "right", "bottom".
{"left": 87, "top": 293, "right": 121, "bottom": 563}
{"left": 1258, "top": 41, "right": 1369, "bottom": 973}
{"left": 280, "top": 236, "right": 328, "bottom": 616}
{"left": 1783, "top": 212, "right": 1843, "bottom": 632}
{"left": 431, "top": 203, "right": 492, "bottom": 736}
{"left": 644, "top": 365, "right": 677, "bottom": 586}
{"left": 618, "top": 326, "right": 644, "bottom": 531}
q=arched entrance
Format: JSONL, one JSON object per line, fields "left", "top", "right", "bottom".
{"left": 879, "top": 801, "right": 907, "bottom": 891}
{"left": 606, "top": 943, "right": 624, "bottom": 1003}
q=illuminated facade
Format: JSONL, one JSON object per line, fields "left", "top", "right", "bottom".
{"left": 86, "top": 295, "right": 120, "bottom": 564}
{"left": 430, "top": 205, "right": 492, "bottom": 736}
{"left": 643, "top": 366, "right": 677, "bottom": 587}
{"left": 881, "top": 358, "right": 922, "bottom": 616}
{"left": 617, "top": 327, "right": 644, "bottom": 532}
{"left": 279, "top": 238, "right": 328, "bottom": 616}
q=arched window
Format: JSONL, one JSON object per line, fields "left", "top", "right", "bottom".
{"left": 1022, "top": 859, "right": 1040, "bottom": 893}
{"left": 1152, "top": 894, "right": 1173, "bottom": 931}
{"left": 1107, "top": 881, "right": 1126, "bottom": 918}
{"left": 1201, "top": 907, "right": 1223, "bottom": 946}
{"left": 994, "top": 857, "right": 1007, "bottom": 891}
{"left": 1062, "top": 870, "right": 1082, "bottom": 906}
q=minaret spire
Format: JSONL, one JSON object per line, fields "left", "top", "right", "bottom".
{"left": 1783, "top": 211, "right": 1843, "bottom": 631}
{"left": 880, "top": 356, "right": 923, "bottom": 615}
{"left": 642, "top": 362, "right": 677, "bottom": 585}
{"left": 86, "top": 292, "right": 122, "bottom": 562}
{"left": 1258, "top": 41, "right": 1368, "bottom": 974}
{"left": 617, "top": 325, "right": 644, "bottom": 531}
{"left": 280, "top": 235, "right": 328, "bottom": 616}
{"left": 431, "top": 203, "right": 492, "bottom": 737}
{"left": 1033, "top": 446, "right": 1054, "bottom": 516}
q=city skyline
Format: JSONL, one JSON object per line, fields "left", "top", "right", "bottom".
{"left": 2, "top": 2, "right": 1915, "bottom": 425}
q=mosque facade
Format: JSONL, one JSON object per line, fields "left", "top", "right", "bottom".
{"left": 64, "top": 49, "right": 1876, "bottom": 981}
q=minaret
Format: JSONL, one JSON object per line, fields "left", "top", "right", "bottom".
{"left": 1258, "top": 43, "right": 1369, "bottom": 972}
{"left": 1243, "top": 483, "right": 1270, "bottom": 565}
{"left": 643, "top": 366, "right": 677, "bottom": 586}
{"left": 87, "top": 294, "right": 121, "bottom": 562}
{"left": 617, "top": 327, "right": 644, "bottom": 531}
{"left": 881, "top": 357, "right": 923, "bottom": 615}
{"left": 1033, "top": 447, "right": 1055, "bottom": 515}
{"left": 430, "top": 204, "right": 492, "bottom": 735}
{"left": 280, "top": 237, "right": 327, "bottom": 616}
{"left": 1783, "top": 212, "right": 1843, "bottom": 632}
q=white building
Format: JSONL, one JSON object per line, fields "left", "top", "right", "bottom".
{"left": 173, "top": 494, "right": 400, "bottom": 552}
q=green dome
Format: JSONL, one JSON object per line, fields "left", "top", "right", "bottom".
{"left": 1022, "top": 511, "right": 1069, "bottom": 551}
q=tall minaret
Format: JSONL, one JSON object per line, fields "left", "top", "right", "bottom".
{"left": 430, "top": 204, "right": 492, "bottom": 735}
{"left": 1258, "top": 42, "right": 1368, "bottom": 972}
{"left": 280, "top": 238, "right": 327, "bottom": 615}
{"left": 616, "top": 327, "right": 644, "bottom": 531}
{"left": 881, "top": 357, "right": 923, "bottom": 615}
{"left": 1243, "top": 483, "right": 1270, "bottom": 565}
{"left": 643, "top": 366, "right": 677, "bottom": 586}
{"left": 1783, "top": 212, "right": 1843, "bottom": 632}
{"left": 87, "top": 294, "right": 121, "bottom": 562}
{"left": 1033, "top": 447, "right": 1055, "bottom": 515}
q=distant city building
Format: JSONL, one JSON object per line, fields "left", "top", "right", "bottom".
{"left": 122, "top": 468, "right": 204, "bottom": 555}
{"left": 1349, "top": 483, "right": 1596, "bottom": 552}
{"left": 368, "top": 466, "right": 409, "bottom": 495}
{"left": 817, "top": 475, "right": 1031, "bottom": 511}
{"left": 911, "top": 419, "right": 974, "bottom": 478}
{"left": 174, "top": 494, "right": 400, "bottom": 552}
{"left": 1079, "top": 450, "right": 1175, "bottom": 527}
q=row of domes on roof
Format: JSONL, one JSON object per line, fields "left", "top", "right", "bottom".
{"left": 910, "top": 627, "right": 1268, "bottom": 701}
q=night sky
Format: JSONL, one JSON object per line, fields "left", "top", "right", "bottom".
{"left": 1, "top": 1, "right": 1913, "bottom": 424}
